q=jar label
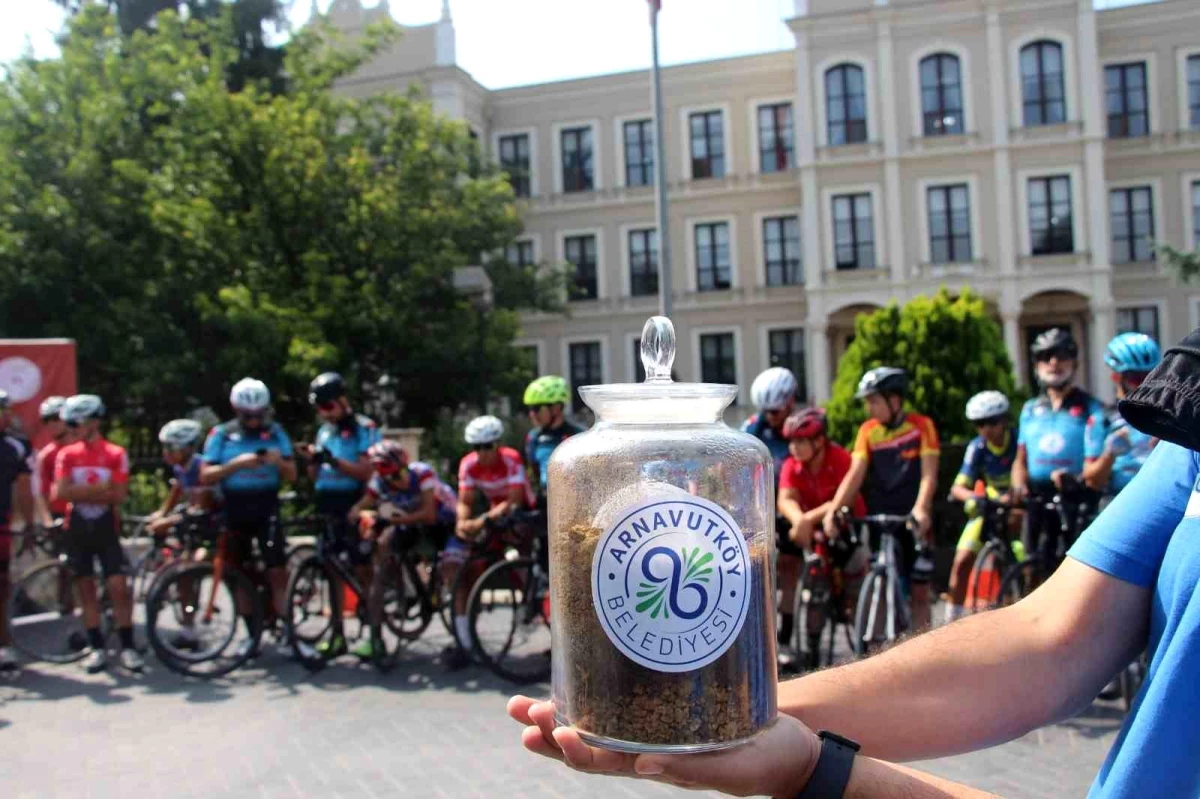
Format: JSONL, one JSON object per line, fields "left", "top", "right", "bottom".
{"left": 591, "top": 497, "right": 752, "bottom": 673}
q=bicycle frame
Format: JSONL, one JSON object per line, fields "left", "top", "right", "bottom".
{"left": 856, "top": 514, "right": 914, "bottom": 648}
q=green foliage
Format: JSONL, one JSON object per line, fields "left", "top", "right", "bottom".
{"left": 1158, "top": 243, "right": 1200, "bottom": 284}
{"left": 826, "top": 287, "right": 1020, "bottom": 446}
{"left": 124, "top": 469, "right": 170, "bottom": 516}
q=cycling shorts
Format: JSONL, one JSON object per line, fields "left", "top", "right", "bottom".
{"left": 775, "top": 515, "right": 806, "bottom": 558}
{"left": 863, "top": 522, "right": 916, "bottom": 581}
{"left": 223, "top": 493, "right": 286, "bottom": 569}
{"left": 956, "top": 517, "right": 985, "bottom": 555}
{"left": 317, "top": 490, "right": 370, "bottom": 566}
{"left": 440, "top": 534, "right": 472, "bottom": 565}
{"left": 0, "top": 522, "right": 10, "bottom": 567}
{"left": 64, "top": 511, "right": 130, "bottom": 579}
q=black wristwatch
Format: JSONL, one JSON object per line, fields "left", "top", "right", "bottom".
{"left": 794, "top": 730, "right": 860, "bottom": 799}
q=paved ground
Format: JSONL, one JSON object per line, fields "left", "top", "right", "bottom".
{"left": 0, "top": 616, "right": 1122, "bottom": 799}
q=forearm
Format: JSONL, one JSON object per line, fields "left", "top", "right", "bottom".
{"left": 842, "top": 758, "right": 1000, "bottom": 798}
{"left": 336, "top": 458, "right": 374, "bottom": 483}
{"left": 201, "top": 463, "right": 236, "bottom": 485}
{"left": 915, "top": 458, "right": 939, "bottom": 513}
{"left": 34, "top": 495, "right": 54, "bottom": 526}
{"left": 804, "top": 503, "right": 834, "bottom": 525}
{"left": 15, "top": 480, "right": 35, "bottom": 525}
{"left": 949, "top": 482, "right": 975, "bottom": 503}
{"left": 278, "top": 460, "right": 297, "bottom": 483}
{"left": 829, "top": 469, "right": 865, "bottom": 515}
{"left": 1010, "top": 455, "right": 1028, "bottom": 492}
{"left": 1082, "top": 455, "right": 1112, "bottom": 491}
{"left": 778, "top": 496, "right": 805, "bottom": 525}
{"left": 58, "top": 483, "right": 119, "bottom": 504}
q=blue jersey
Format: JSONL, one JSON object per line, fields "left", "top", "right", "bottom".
{"left": 366, "top": 461, "right": 456, "bottom": 525}
{"left": 202, "top": 420, "right": 294, "bottom": 496}
{"left": 1017, "top": 389, "right": 1108, "bottom": 485}
{"left": 1105, "top": 410, "right": 1156, "bottom": 495}
{"left": 1068, "top": 443, "right": 1200, "bottom": 797}
{"left": 172, "top": 454, "right": 219, "bottom": 506}
{"left": 954, "top": 429, "right": 1017, "bottom": 493}
{"left": 524, "top": 421, "right": 585, "bottom": 493}
{"left": 313, "top": 414, "right": 380, "bottom": 494}
{"left": 741, "top": 413, "right": 790, "bottom": 488}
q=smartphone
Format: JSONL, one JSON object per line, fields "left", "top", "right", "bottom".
{"left": 255, "top": 448, "right": 267, "bottom": 457}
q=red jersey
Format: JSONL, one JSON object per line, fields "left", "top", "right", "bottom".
{"left": 53, "top": 437, "right": 130, "bottom": 525}
{"left": 36, "top": 440, "right": 69, "bottom": 516}
{"left": 457, "top": 446, "right": 533, "bottom": 509}
{"left": 779, "top": 443, "right": 866, "bottom": 517}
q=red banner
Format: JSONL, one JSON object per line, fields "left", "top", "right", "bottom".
{"left": 0, "top": 339, "right": 77, "bottom": 450}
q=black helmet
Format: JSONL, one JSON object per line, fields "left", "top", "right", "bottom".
{"left": 1031, "top": 328, "right": 1078, "bottom": 360}
{"left": 856, "top": 367, "right": 907, "bottom": 399}
{"left": 309, "top": 372, "right": 346, "bottom": 406}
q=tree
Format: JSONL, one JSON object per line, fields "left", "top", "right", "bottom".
{"left": 1159, "top": 243, "right": 1200, "bottom": 285}
{"left": 825, "top": 287, "right": 1020, "bottom": 446}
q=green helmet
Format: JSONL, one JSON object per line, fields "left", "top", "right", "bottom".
{"left": 523, "top": 375, "right": 570, "bottom": 407}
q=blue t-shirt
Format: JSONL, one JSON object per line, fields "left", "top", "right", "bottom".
{"left": 524, "top": 421, "right": 585, "bottom": 493}
{"left": 366, "top": 462, "right": 456, "bottom": 525}
{"left": 954, "top": 429, "right": 1017, "bottom": 493}
{"left": 313, "top": 414, "right": 380, "bottom": 494}
{"left": 1017, "top": 389, "right": 1108, "bottom": 484}
{"left": 741, "top": 413, "right": 789, "bottom": 489}
{"left": 1068, "top": 442, "right": 1200, "bottom": 797}
{"left": 172, "top": 454, "right": 219, "bottom": 506}
{"left": 1105, "top": 410, "right": 1157, "bottom": 495}
{"left": 202, "top": 420, "right": 294, "bottom": 495}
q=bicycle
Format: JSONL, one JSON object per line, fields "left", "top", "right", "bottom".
{"left": 951, "top": 496, "right": 1022, "bottom": 612}
{"left": 465, "top": 509, "right": 550, "bottom": 684}
{"left": 999, "top": 476, "right": 1100, "bottom": 605}
{"left": 851, "top": 513, "right": 920, "bottom": 657}
{"left": 792, "top": 521, "right": 866, "bottom": 671}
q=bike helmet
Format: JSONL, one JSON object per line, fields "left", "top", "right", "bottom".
{"left": 750, "top": 367, "right": 799, "bottom": 411}
{"left": 309, "top": 372, "right": 346, "bottom": 406}
{"left": 158, "top": 418, "right": 203, "bottom": 449}
{"left": 39, "top": 395, "right": 66, "bottom": 420}
{"left": 1104, "top": 332, "right": 1161, "bottom": 374}
{"left": 230, "top": 378, "right": 270, "bottom": 412}
{"left": 60, "top": 394, "right": 106, "bottom": 424}
{"left": 368, "top": 439, "right": 409, "bottom": 471}
{"left": 965, "top": 391, "right": 1010, "bottom": 422}
{"left": 1030, "top": 328, "right": 1078, "bottom": 360}
{"left": 855, "top": 367, "right": 907, "bottom": 399}
{"left": 782, "top": 407, "right": 827, "bottom": 440}
{"left": 523, "top": 375, "right": 570, "bottom": 407}
{"left": 464, "top": 415, "right": 504, "bottom": 445}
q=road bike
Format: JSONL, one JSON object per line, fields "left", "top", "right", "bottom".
{"left": 852, "top": 514, "right": 919, "bottom": 657}
{"left": 1000, "top": 476, "right": 1100, "bottom": 605}
{"left": 793, "top": 521, "right": 866, "bottom": 671}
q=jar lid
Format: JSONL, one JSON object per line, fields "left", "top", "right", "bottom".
{"left": 579, "top": 317, "right": 738, "bottom": 424}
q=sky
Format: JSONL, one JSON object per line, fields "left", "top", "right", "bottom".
{"left": 2, "top": 0, "right": 1158, "bottom": 90}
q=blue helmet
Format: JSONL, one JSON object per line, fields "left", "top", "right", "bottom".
{"left": 1104, "top": 332, "right": 1161, "bottom": 374}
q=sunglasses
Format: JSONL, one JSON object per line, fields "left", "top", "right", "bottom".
{"left": 527, "top": 404, "right": 550, "bottom": 413}
{"left": 317, "top": 401, "right": 338, "bottom": 412}
{"left": 473, "top": 443, "right": 497, "bottom": 452}
{"left": 238, "top": 412, "right": 265, "bottom": 421}
{"left": 1035, "top": 350, "right": 1073, "bottom": 364}
{"left": 65, "top": 420, "right": 80, "bottom": 429}
{"left": 974, "top": 417, "right": 1005, "bottom": 429}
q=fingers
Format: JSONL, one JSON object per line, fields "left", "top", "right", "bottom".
{"left": 506, "top": 694, "right": 538, "bottom": 725}
{"left": 552, "top": 727, "right": 638, "bottom": 774}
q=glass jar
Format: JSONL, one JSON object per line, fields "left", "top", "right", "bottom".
{"left": 547, "top": 316, "right": 778, "bottom": 753}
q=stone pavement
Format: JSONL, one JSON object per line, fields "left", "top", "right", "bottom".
{"left": 0, "top": 619, "right": 1122, "bottom": 799}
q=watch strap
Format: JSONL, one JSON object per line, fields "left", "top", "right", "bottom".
{"left": 794, "top": 730, "right": 860, "bottom": 799}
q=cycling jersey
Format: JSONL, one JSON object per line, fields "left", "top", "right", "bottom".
{"left": 367, "top": 461, "right": 456, "bottom": 525}
{"left": 1, "top": 430, "right": 33, "bottom": 522}
{"left": 458, "top": 446, "right": 533, "bottom": 508}
{"left": 852, "top": 412, "right": 941, "bottom": 517}
{"left": 779, "top": 444, "right": 866, "bottom": 517}
{"left": 525, "top": 421, "right": 584, "bottom": 492}
{"left": 53, "top": 436, "right": 129, "bottom": 526}
{"left": 172, "top": 453, "right": 220, "bottom": 507}
{"left": 313, "top": 414, "right": 380, "bottom": 494}
{"left": 954, "top": 429, "right": 1017, "bottom": 493}
{"left": 741, "top": 413, "right": 790, "bottom": 487}
{"left": 202, "top": 420, "right": 294, "bottom": 495}
{"left": 1017, "top": 389, "right": 1107, "bottom": 485}
{"left": 1106, "top": 410, "right": 1156, "bottom": 495}
{"left": 35, "top": 440, "right": 69, "bottom": 516}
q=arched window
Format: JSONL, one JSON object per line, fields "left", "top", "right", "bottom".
{"left": 919, "top": 53, "right": 964, "bottom": 136}
{"left": 1020, "top": 40, "right": 1066, "bottom": 126}
{"left": 825, "top": 64, "right": 867, "bottom": 146}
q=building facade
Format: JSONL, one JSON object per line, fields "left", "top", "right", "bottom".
{"left": 324, "top": 0, "right": 1200, "bottom": 416}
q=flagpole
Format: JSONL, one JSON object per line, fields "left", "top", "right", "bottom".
{"left": 649, "top": 0, "right": 673, "bottom": 320}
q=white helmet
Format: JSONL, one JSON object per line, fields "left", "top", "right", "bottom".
{"left": 464, "top": 415, "right": 504, "bottom": 445}
{"left": 230, "top": 378, "right": 270, "bottom": 412}
{"left": 39, "top": 395, "right": 67, "bottom": 420}
{"left": 750, "top": 367, "right": 798, "bottom": 411}
{"left": 159, "top": 419, "right": 203, "bottom": 449}
{"left": 60, "top": 394, "right": 106, "bottom": 424}
{"left": 965, "top": 391, "right": 1010, "bottom": 422}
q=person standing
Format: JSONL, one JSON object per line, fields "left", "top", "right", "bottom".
{"left": 0, "top": 390, "right": 36, "bottom": 671}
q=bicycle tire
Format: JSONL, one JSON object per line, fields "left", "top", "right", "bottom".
{"left": 965, "top": 542, "right": 1009, "bottom": 612}
{"left": 442, "top": 552, "right": 496, "bottom": 648}
{"left": 384, "top": 552, "right": 436, "bottom": 642}
{"left": 284, "top": 555, "right": 341, "bottom": 672}
{"left": 793, "top": 558, "right": 831, "bottom": 671}
{"left": 997, "top": 557, "right": 1051, "bottom": 607}
{"left": 467, "top": 557, "right": 551, "bottom": 684}
{"left": 367, "top": 554, "right": 406, "bottom": 673}
{"left": 7, "top": 560, "right": 91, "bottom": 664}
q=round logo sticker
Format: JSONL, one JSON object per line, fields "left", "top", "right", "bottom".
{"left": 0, "top": 357, "right": 42, "bottom": 403}
{"left": 591, "top": 496, "right": 751, "bottom": 673}
{"left": 1038, "top": 431, "right": 1066, "bottom": 456}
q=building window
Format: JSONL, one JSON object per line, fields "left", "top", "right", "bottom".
{"left": 700, "top": 333, "right": 737, "bottom": 388}
{"left": 825, "top": 64, "right": 868, "bottom": 146}
{"left": 758, "top": 103, "right": 794, "bottom": 173}
{"left": 1116, "top": 306, "right": 1160, "bottom": 343}
{"left": 832, "top": 193, "right": 875, "bottom": 270}
{"left": 919, "top": 53, "right": 964, "bottom": 136}
{"left": 1110, "top": 187, "right": 1155, "bottom": 264}
{"left": 1105, "top": 62, "right": 1148, "bottom": 139}
{"left": 695, "top": 222, "right": 732, "bottom": 291}
{"left": 768, "top": 328, "right": 807, "bottom": 401}
{"left": 568, "top": 342, "right": 603, "bottom": 413}
{"left": 1020, "top": 40, "right": 1066, "bottom": 127}
{"left": 498, "top": 134, "right": 531, "bottom": 198}
{"left": 927, "top": 184, "right": 972, "bottom": 264}
{"left": 689, "top": 110, "right": 725, "bottom": 179}
{"left": 628, "top": 228, "right": 659, "bottom": 297}
{"left": 1028, "top": 176, "right": 1074, "bottom": 255}
{"left": 561, "top": 127, "right": 594, "bottom": 193}
{"left": 506, "top": 240, "right": 535, "bottom": 267}
{"left": 763, "top": 215, "right": 802, "bottom": 286}
{"left": 623, "top": 119, "right": 654, "bottom": 188}
{"left": 1193, "top": 180, "right": 1200, "bottom": 245}
{"left": 564, "top": 234, "right": 598, "bottom": 300}
{"left": 1189, "top": 55, "right": 1200, "bottom": 129}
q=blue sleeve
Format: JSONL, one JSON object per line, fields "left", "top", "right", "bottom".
{"left": 1068, "top": 442, "right": 1197, "bottom": 587}
{"left": 1016, "top": 402, "right": 1033, "bottom": 448}
{"left": 1084, "top": 400, "right": 1109, "bottom": 460}
{"left": 361, "top": 424, "right": 380, "bottom": 454}
{"left": 274, "top": 424, "right": 294, "bottom": 458}
{"left": 314, "top": 426, "right": 329, "bottom": 450}
{"left": 957, "top": 439, "right": 981, "bottom": 481}
{"left": 202, "top": 428, "right": 225, "bottom": 465}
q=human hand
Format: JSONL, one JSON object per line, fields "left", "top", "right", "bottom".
{"left": 823, "top": 509, "right": 839, "bottom": 539}
{"left": 507, "top": 696, "right": 819, "bottom": 797}
{"left": 1050, "top": 469, "right": 1067, "bottom": 490}
{"left": 1105, "top": 429, "right": 1132, "bottom": 457}
{"left": 231, "top": 452, "right": 262, "bottom": 470}
{"left": 911, "top": 506, "right": 933, "bottom": 542}
{"left": 260, "top": 449, "right": 283, "bottom": 467}
{"left": 148, "top": 517, "right": 174, "bottom": 536}
{"left": 789, "top": 516, "right": 813, "bottom": 550}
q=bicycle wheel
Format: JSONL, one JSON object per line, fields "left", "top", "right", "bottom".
{"left": 793, "top": 558, "right": 831, "bottom": 671}
{"left": 997, "top": 557, "right": 1050, "bottom": 607}
{"left": 467, "top": 557, "right": 551, "bottom": 684}
{"left": 965, "top": 543, "right": 1008, "bottom": 612}
{"left": 284, "top": 555, "right": 341, "bottom": 671}
{"left": 7, "top": 561, "right": 90, "bottom": 664}
{"left": 131, "top": 543, "right": 177, "bottom": 603}
{"left": 285, "top": 543, "right": 317, "bottom": 574}
{"left": 145, "top": 562, "right": 262, "bottom": 678}
{"left": 853, "top": 568, "right": 889, "bottom": 657}
{"left": 382, "top": 553, "right": 435, "bottom": 641}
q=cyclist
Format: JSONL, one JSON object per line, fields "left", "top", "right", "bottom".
{"left": 777, "top": 407, "right": 865, "bottom": 550}
{"left": 148, "top": 419, "right": 219, "bottom": 536}
{"left": 298, "top": 371, "right": 380, "bottom": 658}
{"left": 823, "top": 367, "right": 941, "bottom": 631}
{"left": 33, "top": 395, "right": 72, "bottom": 528}
{"left": 451, "top": 415, "right": 534, "bottom": 669}
{"left": 348, "top": 440, "right": 457, "bottom": 660}
{"left": 523, "top": 376, "right": 583, "bottom": 503}
{"left": 944, "top": 390, "right": 1019, "bottom": 623}
{"left": 1090, "top": 333, "right": 1161, "bottom": 496}
{"left": 0, "top": 389, "right": 36, "bottom": 671}
{"left": 742, "top": 367, "right": 801, "bottom": 656}
{"left": 200, "top": 378, "right": 297, "bottom": 655}
{"left": 50, "top": 395, "right": 142, "bottom": 673}
{"left": 1010, "top": 328, "right": 1108, "bottom": 557}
